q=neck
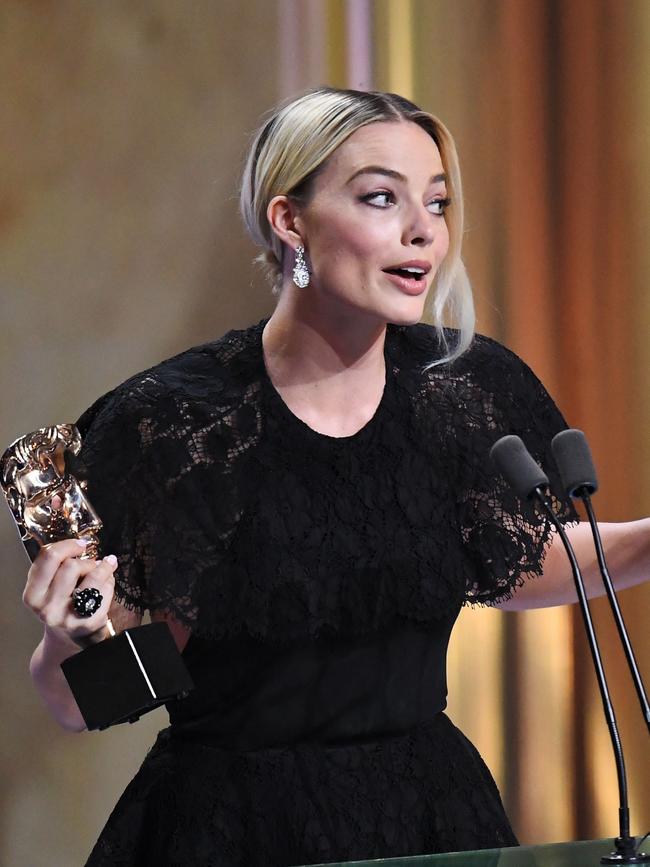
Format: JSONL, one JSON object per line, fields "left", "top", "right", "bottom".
{"left": 262, "top": 287, "right": 387, "bottom": 388}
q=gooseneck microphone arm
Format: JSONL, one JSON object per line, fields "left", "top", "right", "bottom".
{"left": 533, "top": 493, "right": 637, "bottom": 861}
{"left": 490, "top": 435, "right": 648, "bottom": 865}
{"left": 552, "top": 428, "right": 650, "bottom": 733}
{"left": 580, "top": 493, "right": 650, "bottom": 730}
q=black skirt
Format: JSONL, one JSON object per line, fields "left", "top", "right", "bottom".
{"left": 85, "top": 712, "right": 517, "bottom": 867}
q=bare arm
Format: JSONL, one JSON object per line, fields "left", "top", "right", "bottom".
{"left": 30, "top": 626, "right": 102, "bottom": 732}
{"left": 495, "top": 519, "right": 650, "bottom": 611}
{"left": 24, "top": 538, "right": 140, "bottom": 731}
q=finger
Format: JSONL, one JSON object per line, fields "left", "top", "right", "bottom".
{"left": 27, "top": 538, "right": 91, "bottom": 586}
{"left": 32, "top": 561, "right": 102, "bottom": 628}
{"left": 56, "top": 556, "right": 117, "bottom": 618}
{"left": 76, "top": 555, "right": 118, "bottom": 592}
{"left": 24, "top": 539, "right": 92, "bottom": 610}
{"left": 62, "top": 557, "right": 118, "bottom": 637}
{"left": 38, "top": 557, "right": 101, "bottom": 614}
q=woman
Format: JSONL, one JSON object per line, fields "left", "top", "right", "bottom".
{"left": 23, "top": 87, "right": 649, "bottom": 866}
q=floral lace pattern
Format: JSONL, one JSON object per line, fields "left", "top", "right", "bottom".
{"left": 86, "top": 715, "right": 518, "bottom": 866}
{"left": 74, "top": 320, "right": 576, "bottom": 641}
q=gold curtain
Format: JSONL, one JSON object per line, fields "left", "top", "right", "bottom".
{"left": 370, "top": 0, "right": 650, "bottom": 843}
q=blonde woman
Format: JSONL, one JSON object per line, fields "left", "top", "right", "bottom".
{"left": 23, "top": 87, "right": 650, "bottom": 865}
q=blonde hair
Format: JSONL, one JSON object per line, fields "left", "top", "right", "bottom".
{"left": 239, "top": 86, "right": 475, "bottom": 364}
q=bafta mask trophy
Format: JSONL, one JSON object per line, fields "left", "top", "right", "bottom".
{"left": 1, "top": 425, "right": 193, "bottom": 730}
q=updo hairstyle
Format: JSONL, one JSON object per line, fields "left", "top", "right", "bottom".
{"left": 240, "top": 86, "right": 474, "bottom": 362}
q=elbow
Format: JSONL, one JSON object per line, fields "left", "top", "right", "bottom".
{"left": 45, "top": 700, "right": 88, "bottom": 733}
{"left": 59, "top": 716, "right": 88, "bottom": 733}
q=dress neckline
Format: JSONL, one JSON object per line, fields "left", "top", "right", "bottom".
{"left": 259, "top": 324, "right": 394, "bottom": 445}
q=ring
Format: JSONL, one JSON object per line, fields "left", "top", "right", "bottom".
{"left": 71, "top": 587, "right": 103, "bottom": 617}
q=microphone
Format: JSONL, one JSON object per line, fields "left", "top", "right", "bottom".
{"left": 490, "top": 434, "right": 550, "bottom": 499}
{"left": 551, "top": 429, "right": 650, "bottom": 732}
{"left": 490, "top": 434, "right": 550, "bottom": 500}
{"left": 550, "top": 428, "right": 598, "bottom": 496}
{"left": 489, "top": 434, "right": 649, "bottom": 865}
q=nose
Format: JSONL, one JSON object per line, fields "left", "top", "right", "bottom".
{"left": 401, "top": 203, "right": 436, "bottom": 247}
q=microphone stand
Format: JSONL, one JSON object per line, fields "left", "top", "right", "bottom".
{"left": 550, "top": 428, "right": 650, "bottom": 733}
{"left": 578, "top": 490, "right": 650, "bottom": 732}
{"left": 533, "top": 487, "right": 649, "bottom": 865}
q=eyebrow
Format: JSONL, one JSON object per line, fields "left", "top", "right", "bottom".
{"left": 346, "top": 165, "right": 447, "bottom": 185}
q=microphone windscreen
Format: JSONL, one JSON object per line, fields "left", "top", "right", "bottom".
{"left": 489, "top": 435, "right": 550, "bottom": 499}
{"left": 551, "top": 429, "right": 598, "bottom": 496}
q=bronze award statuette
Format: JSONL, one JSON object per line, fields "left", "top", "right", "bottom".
{"left": 1, "top": 424, "right": 193, "bottom": 731}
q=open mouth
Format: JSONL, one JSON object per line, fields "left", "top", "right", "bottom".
{"left": 383, "top": 267, "right": 427, "bottom": 282}
{"left": 381, "top": 262, "right": 432, "bottom": 295}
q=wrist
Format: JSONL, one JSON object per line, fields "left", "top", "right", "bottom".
{"left": 30, "top": 629, "right": 78, "bottom": 683}
{"left": 42, "top": 624, "right": 82, "bottom": 657}
{"left": 70, "top": 618, "right": 116, "bottom": 649}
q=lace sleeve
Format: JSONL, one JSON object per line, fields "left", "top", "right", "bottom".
{"left": 458, "top": 336, "right": 579, "bottom": 606}
{"left": 71, "top": 353, "right": 261, "bottom": 634}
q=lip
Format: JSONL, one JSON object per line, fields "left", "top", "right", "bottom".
{"left": 382, "top": 270, "right": 430, "bottom": 296}
{"left": 382, "top": 259, "right": 432, "bottom": 274}
{"left": 381, "top": 260, "right": 432, "bottom": 296}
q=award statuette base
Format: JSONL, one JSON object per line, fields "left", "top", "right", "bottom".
{"left": 61, "top": 621, "right": 194, "bottom": 731}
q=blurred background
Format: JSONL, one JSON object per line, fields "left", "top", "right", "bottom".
{"left": 1, "top": 1, "right": 649, "bottom": 863}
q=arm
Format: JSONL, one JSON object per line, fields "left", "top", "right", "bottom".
{"left": 30, "top": 629, "right": 87, "bottom": 732}
{"left": 24, "top": 539, "right": 140, "bottom": 731}
{"left": 30, "top": 606, "right": 189, "bottom": 732}
{"left": 30, "top": 627, "right": 103, "bottom": 733}
{"left": 496, "top": 518, "right": 650, "bottom": 611}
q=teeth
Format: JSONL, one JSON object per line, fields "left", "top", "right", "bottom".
{"left": 402, "top": 267, "right": 425, "bottom": 274}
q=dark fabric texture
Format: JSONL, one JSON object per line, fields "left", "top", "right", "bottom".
{"left": 77, "top": 320, "right": 577, "bottom": 866}
{"left": 87, "top": 715, "right": 515, "bottom": 867}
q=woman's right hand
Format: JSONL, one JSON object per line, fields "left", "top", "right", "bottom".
{"left": 23, "top": 536, "right": 118, "bottom": 649}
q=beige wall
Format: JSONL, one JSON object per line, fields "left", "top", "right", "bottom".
{"left": 2, "top": 1, "right": 650, "bottom": 864}
{"left": 1, "top": 3, "right": 278, "bottom": 863}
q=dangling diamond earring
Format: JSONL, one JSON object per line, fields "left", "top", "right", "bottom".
{"left": 292, "top": 245, "right": 310, "bottom": 288}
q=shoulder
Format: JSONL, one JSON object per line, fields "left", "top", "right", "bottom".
{"left": 388, "top": 322, "right": 533, "bottom": 382}
{"left": 389, "top": 324, "right": 560, "bottom": 437}
{"left": 455, "top": 333, "right": 541, "bottom": 395}
{"left": 76, "top": 319, "right": 267, "bottom": 439}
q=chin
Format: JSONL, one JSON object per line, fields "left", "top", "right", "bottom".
{"left": 384, "top": 300, "right": 428, "bottom": 327}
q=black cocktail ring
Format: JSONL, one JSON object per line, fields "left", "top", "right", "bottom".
{"left": 71, "top": 587, "right": 103, "bottom": 618}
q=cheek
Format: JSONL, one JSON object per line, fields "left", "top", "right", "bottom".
{"left": 312, "top": 212, "right": 389, "bottom": 264}
{"left": 438, "top": 223, "right": 451, "bottom": 259}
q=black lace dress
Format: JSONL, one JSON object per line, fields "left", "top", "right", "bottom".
{"left": 74, "top": 320, "right": 576, "bottom": 866}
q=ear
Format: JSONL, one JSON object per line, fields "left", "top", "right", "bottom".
{"left": 267, "top": 195, "right": 306, "bottom": 250}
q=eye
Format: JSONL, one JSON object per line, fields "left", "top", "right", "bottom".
{"left": 428, "top": 197, "right": 451, "bottom": 216}
{"left": 360, "top": 191, "right": 395, "bottom": 208}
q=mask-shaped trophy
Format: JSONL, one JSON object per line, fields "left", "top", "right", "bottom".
{"left": 1, "top": 424, "right": 193, "bottom": 730}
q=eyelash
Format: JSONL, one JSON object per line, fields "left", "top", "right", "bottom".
{"left": 361, "top": 191, "right": 451, "bottom": 215}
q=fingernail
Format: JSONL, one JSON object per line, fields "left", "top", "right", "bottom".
{"left": 74, "top": 539, "right": 89, "bottom": 548}
{"left": 104, "top": 554, "right": 118, "bottom": 566}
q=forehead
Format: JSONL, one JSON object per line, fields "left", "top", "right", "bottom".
{"left": 323, "top": 120, "right": 444, "bottom": 181}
